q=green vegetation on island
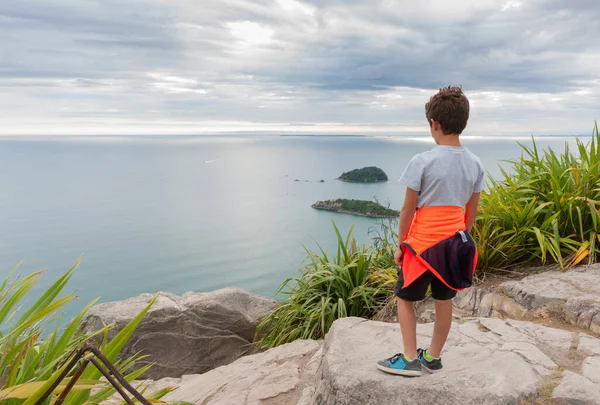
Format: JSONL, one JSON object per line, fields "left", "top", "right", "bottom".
{"left": 312, "top": 199, "right": 398, "bottom": 218}
{"left": 256, "top": 122, "right": 600, "bottom": 349}
{"left": 338, "top": 166, "right": 388, "bottom": 183}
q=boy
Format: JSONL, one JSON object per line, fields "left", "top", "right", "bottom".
{"left": 377, "top": 86, "right": 484, "bottom": 376}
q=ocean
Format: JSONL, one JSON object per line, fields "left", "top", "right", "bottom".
{"left": 0, "top": 134, "right": 586, "bottom": 318}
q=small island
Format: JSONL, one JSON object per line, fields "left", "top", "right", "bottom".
{"left": 311, "top": 199, "right": 398, "bottom": 218}
{"left": 338, "top": 166, "right": 388, "bottom": 183}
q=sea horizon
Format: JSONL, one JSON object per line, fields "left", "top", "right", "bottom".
{"left": 0, "top": 134, "right": 589, "bottom": 320}
{"left": 0, "top": 132, "right": 593, "bottom": 138}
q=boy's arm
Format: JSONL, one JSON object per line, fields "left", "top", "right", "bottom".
{"left": 465, "top": 192, "right": 481, "bottom": 232}
{"left": 397, "top": 188, "right": 419, "bottom": 245}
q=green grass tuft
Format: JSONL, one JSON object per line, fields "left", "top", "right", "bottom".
{"left": 473, "top": 121, "right": 600, "bottom": 272}
{"left": 255, "top": 221, "right": 390, "bottom": 349}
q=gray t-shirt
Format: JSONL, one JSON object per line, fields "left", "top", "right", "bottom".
{"left": 398, "top": 146, "right": 485, "bottom": 208}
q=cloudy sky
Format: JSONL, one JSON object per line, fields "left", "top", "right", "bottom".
{"left": 0, "top": 0, "right": 598, "bottom": 135}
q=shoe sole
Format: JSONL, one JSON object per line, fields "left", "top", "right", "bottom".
{"left": 376, "top": 364, "right": 422, "bottom": 377}
{"left": 421, "top": 364, "right": 443, "bottom": 374}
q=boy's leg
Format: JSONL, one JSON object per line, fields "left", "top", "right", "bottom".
{"left": 376, "top": 271, "right": 427, "bottom": 376}
{"left": 397, "top": 297, "right": 418, "bottom": 360}
{"left": 427, "top": 277, "right": 457, "bottom": 358}
{"left": 429, "top": 299, "right": 453, "bottom": 358}
{"left": 393, "top": 270, "right": 430, "bottom": 359}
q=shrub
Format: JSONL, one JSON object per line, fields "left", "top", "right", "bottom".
{"left": 0, "top": 260, "right": 183, "bottom": 405}
{"left": 367, "top": 220, "right": 399, "bottom": 289}
{"left": 255, "top": 222, "right": 387, "bottom": 349}
{"left": 473, "top": 122, "right": 600, "bottom": 272}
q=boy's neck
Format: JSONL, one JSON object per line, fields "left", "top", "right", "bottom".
{"left": 437, "top": 135, "right": 462, "bottom": 147}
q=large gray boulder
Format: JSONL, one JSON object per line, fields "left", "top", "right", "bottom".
{"left": 454, "top": 264, "right": 600, "bottom": 333}
{"left": 81, "top": 288, "right": 276, "bottom": 379}
{"left": 312, "top": 317, "right": 600, "bottom": 405}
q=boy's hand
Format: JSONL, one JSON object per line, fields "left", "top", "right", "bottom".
{"left": 394, "top": 248, "right": 403, "bottom": 266}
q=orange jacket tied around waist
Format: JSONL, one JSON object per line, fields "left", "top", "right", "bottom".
{"left": 400, "top": 206, "right": 478, "bottom": 291}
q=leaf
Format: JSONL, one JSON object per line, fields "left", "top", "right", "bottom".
{"left": 41, "top": 298, "right": 101, "bottom": 376}
{"left": 68, "top": 295, "right": 157, "bottom": 404}
{"left": 17, "top": 258, "right": 80, "bottom": 325}
{"left": 3, "top": 294, "right": 77, "bottom": 342}
{"left": 0, "top": 379, "right": 106, "bottom": 400}
{"left": 573, "top": 241, "right": 591, "bottom": 266}
{"left": 20, "top": 353, "right": 77, "bottom": 405}
{"left": 0, "top": 271, "right": 44, "bottom": 326}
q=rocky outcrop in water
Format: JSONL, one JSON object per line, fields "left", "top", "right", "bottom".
{"left": 338, "top": 166, "right": 388, "bottom": 183}
{"left": 311, "top": 199, "right": 398, "bottom": 218}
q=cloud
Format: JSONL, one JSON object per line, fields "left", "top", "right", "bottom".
{"left": 502, "top": 1, "right": 522, "bottom": 11}
{"left": 0, "top": 0, "right": 598, "bottom": 135}
{"left": 226, "top": 21, "right": 275, "bottom": 45}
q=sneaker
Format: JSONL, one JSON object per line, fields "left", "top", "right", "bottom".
{"left": 417, "top": 348, "right": 443, "bottom": 373}
{"left": 376, "top": 353, "right": 422, "bottom": 377}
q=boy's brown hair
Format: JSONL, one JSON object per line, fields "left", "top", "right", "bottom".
{"left": 425, "top": 86, "right": 470, "bottom": 135}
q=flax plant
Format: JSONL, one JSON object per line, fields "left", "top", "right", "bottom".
{"left": 473, "top": 122, "right": 600, "bottom": 271}
{"left": 255, "top": 222, "right": 384, "bottom": 349}
{"left": 0, "top": 260, "right": 184, "bottom": 405}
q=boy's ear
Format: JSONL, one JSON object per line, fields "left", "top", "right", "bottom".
{"left": 430, "top": 119, "right": 439, "bottom": 131}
